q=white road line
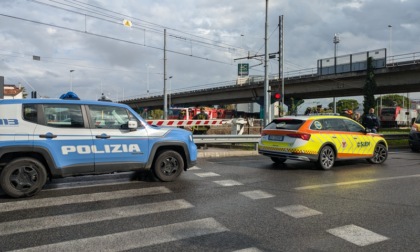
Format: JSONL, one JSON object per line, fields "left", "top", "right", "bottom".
{"left": 188, "top": 166, "right": 201, "bottom": 170}
{"left": 294, "top": 174, "right": 420, "bottom": 190}
{"left": 44, "top": 179, "right": 141, "bottom": 191}
{"left": 240, "top": 190, "right": 275, "bottom": 200}
{"left": 275, "top": 205, "right": 322, "bottom": 218}
{"left": 327, "top": 224, "right": 389, "bottom": 246}
{"left": 233, "top": 248, "right": 263, "bottom": 252}
{"left": 213, "top": 180, "right": 243, "bottom": 187}
{"left": 194, "top": 172, "right": 221, "bottom": 177}
{"left": 0, "top": 187, "right": 171, "bottom": 213}
{"left": 11, "top": 218, "right": 229, "bottom": 252}
{"left": 0, "top": 199, "right": 193, "bottom": 236}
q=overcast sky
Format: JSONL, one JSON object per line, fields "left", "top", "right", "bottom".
{"left": 1, "top": 0, "right": 419, "bottom": 107}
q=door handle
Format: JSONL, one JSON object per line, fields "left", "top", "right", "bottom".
{"left": 39, "top": 132, "right": 57, "bottom": 139}
{"left": 96, "top": 134, "right": 111, "bottom": 139}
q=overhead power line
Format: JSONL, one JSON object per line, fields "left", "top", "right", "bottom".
{"left": 0, "top": 13, "right": 234, "bottom": 65}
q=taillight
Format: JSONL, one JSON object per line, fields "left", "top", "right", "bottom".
{"left": 287, "top": 133, "right": 311, "bottom": 140}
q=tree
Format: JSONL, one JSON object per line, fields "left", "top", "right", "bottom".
{"left": 328, "top": 99, "right": 359, "bottom": 114}
{"left": 375, "top": 94, "right": 410, "bottom": 108}
{"left": 21, "top": 87, "right": 28, "bottom": 98}
{"left": 363, "top": 57, "right": 377, "bottom": 115}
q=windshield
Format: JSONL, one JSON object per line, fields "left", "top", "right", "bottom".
{"left": 381, "top": 108, "right": 396, "bottom": 115}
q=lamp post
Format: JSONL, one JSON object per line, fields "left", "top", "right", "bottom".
{"left": 70, "top": 70, "right": 75, "bottom": 91}
{"left": 388, "top": 25, "right": 392, "bottom": 58}
{"left": 333, "top": 34, "right": 340, "bottom": 113}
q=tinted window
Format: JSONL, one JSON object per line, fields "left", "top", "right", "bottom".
{"left": 265, "top": 119, "right": 305, "bottom": 130}
{"left": 23, "top": 104, "right": 37, "bottom": 123}
{"left": 43, "top": 104, "right": 84, "bottom": 128}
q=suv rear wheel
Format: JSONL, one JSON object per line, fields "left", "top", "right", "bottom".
{"left": 0, "top": 158, "right": 47, "bottom": 198}
{"left": 152, "top": 150, "right": 184, "bottom": 182}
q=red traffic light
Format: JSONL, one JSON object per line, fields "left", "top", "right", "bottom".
{"left": 274, "top": 93, "right": 281, "bottom": 100}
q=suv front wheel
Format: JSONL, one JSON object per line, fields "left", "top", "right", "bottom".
{"left": 152, "top": 150, "right": 184, "bottom": 182}
{"left": 0, "top": 157, "right": 47, "bottom": 198}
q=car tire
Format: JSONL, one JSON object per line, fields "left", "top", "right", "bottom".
{"left": 270, "top": 157, "right": 286, "bottom": 164}
{"left": 317, "top": 145, "right": 335, "bottom": 170}
{"left": 0, "top": 158, "right": 47, "bottom": 198}
{"left": 152, "top": 150, "right": 184, "bottom": 182}
{"left": 367, "top": 143, "right": 388, "bottom": 164}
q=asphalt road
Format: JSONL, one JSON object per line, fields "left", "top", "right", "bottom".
{"left": 0, "top": 148, "right": 419, "bottom": 251}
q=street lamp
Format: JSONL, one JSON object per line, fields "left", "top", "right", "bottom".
{"left": 388, "top": 25, "right": 392, "bottom": 58}
{"left": 333, "top": 34, "right": 340, "bottom": 113}
{"left": 70, "top": 70, "right": 75, "bottom": 91}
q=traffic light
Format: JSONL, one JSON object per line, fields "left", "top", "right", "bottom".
{"left": 271, "top": 91, "right": 281, "bottom": 103}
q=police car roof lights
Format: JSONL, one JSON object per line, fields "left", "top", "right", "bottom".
{"left": 59, "top": 91, "right": 80, "bottom": 100}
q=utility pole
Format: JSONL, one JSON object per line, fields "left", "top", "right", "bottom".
{"left": 279, "top": 15, "right": 284, "bottom": 117}
{"left": 163, "top": 29, "right": 168, "bottom": 120}
{"left": 263, "top": 0, "right": 270, "bottom": 126}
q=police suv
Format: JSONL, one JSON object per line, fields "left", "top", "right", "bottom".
{"left": 0, "top": 95, "right": 197, "bottom": 198}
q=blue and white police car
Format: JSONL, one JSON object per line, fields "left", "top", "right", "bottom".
{"left": 0, "top": 93, "right": 197, "bottom": 198}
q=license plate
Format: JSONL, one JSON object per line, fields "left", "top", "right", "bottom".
{"left": 268, "top": 135, "right": 284, "bottom": 141}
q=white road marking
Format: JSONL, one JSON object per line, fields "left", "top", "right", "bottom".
{"left": 194, "top": 172, "right": 221, "bottom": 177}
{"left": 213, "top": 180, "right": 243, "bottom": 187}
{"left": 240, "top": 190, "right": 275, "bottom": 200}
{"left": 11, "top": 218, "right": 229, "bottom": 252}
{"left": 44, "top": 179, "right": 141, "bottom": 191}
{"left": 275, "top": 205, "right": 322, "bottom": 218}
{"left": 0, "top": 187, "right": 171, "bottom": 213}
{"left": 0, "top": 199, "right": 193, "bottom": 236}
{"left": 233, "top": 247, "right": 263, "bottom": 252}
{"left": 188, "top": 166, "right": 201, "bottom": 170}
{"left": 327, "top": 224, "right": 389, "bottom": 246}
{"left": 294, "top": 174, "right": 420, "bottom": 190}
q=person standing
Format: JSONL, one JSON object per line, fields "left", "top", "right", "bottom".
{"left": 362, "top": 108, "right": 381, "bottom": 133}
{"left": 192, "top": 107, "right": 209, "bottom": 135}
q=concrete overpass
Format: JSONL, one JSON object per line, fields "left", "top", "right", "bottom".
{"left": 121, "top": 55, "right": 420, "bottom": 110}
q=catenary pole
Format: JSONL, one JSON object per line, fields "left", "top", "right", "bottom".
{"left": 264, "top": 0, "right": 270, "bottom": 126}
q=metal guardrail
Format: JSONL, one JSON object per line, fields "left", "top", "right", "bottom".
{"left": 193, "top": 134, "right": 409, "bottom": 147}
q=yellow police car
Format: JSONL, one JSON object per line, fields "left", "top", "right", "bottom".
{"left": 258, "top": 115, "right": 388, "bottom": 169}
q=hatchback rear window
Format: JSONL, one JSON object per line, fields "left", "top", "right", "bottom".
{"left": 265, "top": 119, "right": 305, "bottom": 130}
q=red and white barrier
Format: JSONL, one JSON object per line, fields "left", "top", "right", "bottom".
{"left": 147, "top": 119, "right": 230, "bottom": 127}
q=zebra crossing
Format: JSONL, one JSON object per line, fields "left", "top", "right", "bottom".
{"left": 190, "top": 165, "right": 390, "bottom": 248}
{"left": 0, "top": 165, "right": 391, "bottom": 251}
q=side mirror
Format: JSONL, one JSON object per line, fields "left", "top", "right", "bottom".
{"left": 128, "top": 120, "right": 138, "bottom": 131}
{"left": 365, "top": 128, "right": 372, "bottom": 133}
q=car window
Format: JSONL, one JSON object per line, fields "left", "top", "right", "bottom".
{"left": 43, "top": 104, "right": 84, "bottom": 128}
{"left": 265, "top": 119, "right": 305, "bottom": 130}
{"left": 343, "top": 118, "right": 365, "bottom": 132}
{"left": 23, "top": 104, "right": 38, "bottom": 123}
{"left": 89, "top": 105, "right": 138, "bottom": 129}
{"left": 323, "top": 118, "right": 348, "bottom": 132}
